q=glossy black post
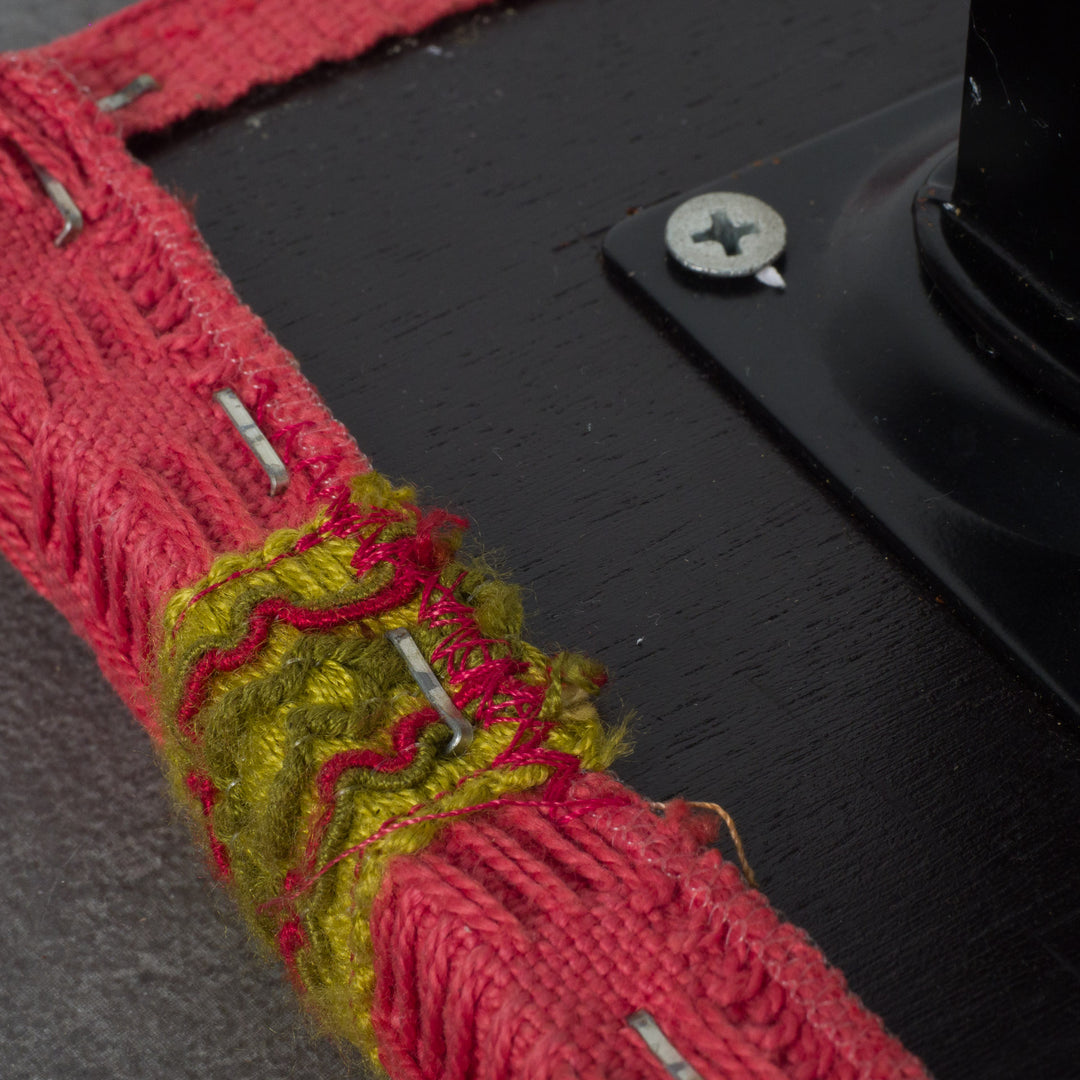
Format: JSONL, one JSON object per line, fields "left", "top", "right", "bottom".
{"left": 953, "top": 2, "right": 1080, "bottom": 307}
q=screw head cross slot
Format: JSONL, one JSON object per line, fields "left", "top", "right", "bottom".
{"left": 691, "top": 211, "right": 760, "bottom": 256}
{"left": 665, "top": 192, "right": 786, "bottom": 280}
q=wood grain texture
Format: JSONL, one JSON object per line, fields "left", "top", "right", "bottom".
{"left": 2, "top": 2, "right": 1078, "bottom": 1078}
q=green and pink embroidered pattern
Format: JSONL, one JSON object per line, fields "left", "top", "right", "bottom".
{"left": 157, "top": 472, "right": 624, "bottom": 1055}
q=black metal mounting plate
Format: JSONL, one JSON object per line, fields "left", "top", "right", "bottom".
{"left": 604, "top": 81, "right": 1080, "bottom": 716}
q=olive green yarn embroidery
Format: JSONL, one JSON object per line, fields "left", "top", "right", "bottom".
{"left": 155, "top": 473, "right": 624, "bottom": 1059}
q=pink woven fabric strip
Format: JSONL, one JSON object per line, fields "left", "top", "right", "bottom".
{"left": 374, "top": 774, "right": 930, "bottom": 1080}
{"left": 39, "top": 0, "right": 497, "bottom": 137}
{"left": 0, "top": 51, "right": 369, "bottom": 731}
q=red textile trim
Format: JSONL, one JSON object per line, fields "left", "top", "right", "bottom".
{"left": 38, "top": 0, "right": 498, "bottom": 138}
{"left": 0, "top": 55, "right": 368, "bottom": 731}
{"left": 372, "top": 772, "right": 930, "bottom": 1080}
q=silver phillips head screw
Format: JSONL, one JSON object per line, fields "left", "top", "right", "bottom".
{"left": 665, "top": 192, "right": 786, "bottom": 284}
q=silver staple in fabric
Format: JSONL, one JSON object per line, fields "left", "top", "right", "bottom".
{"left": 626, "top": 1011, "right": 704, "bottom": 1080}
{"left": 97, "top": 74, "right": 160, "bottom": 113}
{"left": 30, "top": 163, "right": 83, "bottom": 247}
{"left": 386, "top": 627, "right": 474, "bottom": 756}
{"left": 213, "top": 388, "right": 290, "bottom": 496}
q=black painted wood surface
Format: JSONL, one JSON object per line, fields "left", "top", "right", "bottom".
{"left": 2, "top": 3, "right": 1078, "bottom": 1079}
